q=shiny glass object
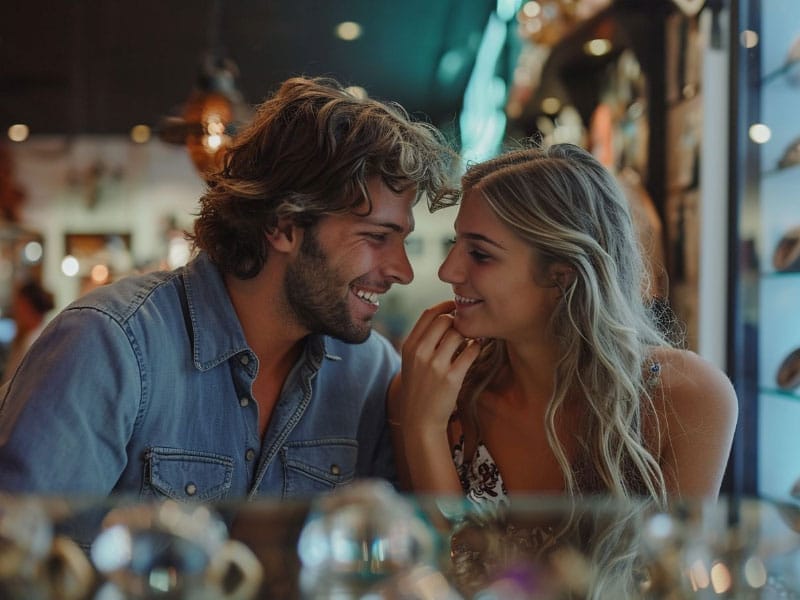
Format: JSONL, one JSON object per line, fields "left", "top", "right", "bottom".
{"left": 0, "top": 494, "right": 92, "bottom": 599}
{"left": 90, "top": 500, "right": 262, "bottom": 600}
{"left": 297, "top": 480, "right": 442, "bottom": 597}
{"left": 0, "top": 493, "right": 797, "bottom": 598}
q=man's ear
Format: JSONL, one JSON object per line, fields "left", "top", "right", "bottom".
{"left": 265, "top": 218, "right": 302, "bottom": 254}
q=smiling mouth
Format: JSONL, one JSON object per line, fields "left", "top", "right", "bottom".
{"left": 454, "top": 293, "right": 481, "bottom": 305}
{"left": 352, "top": 286, "right": 381, "bottom": 307}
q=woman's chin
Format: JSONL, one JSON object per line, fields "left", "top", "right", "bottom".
{"left": 452, "top": 317, "right": 483, "bottom": 340}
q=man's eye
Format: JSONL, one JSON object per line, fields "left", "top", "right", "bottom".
{"left": 366, "top": 233, "right": 387, "bottom": 242}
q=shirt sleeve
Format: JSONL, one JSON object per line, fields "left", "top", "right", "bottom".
{"left": 0, "top": 307, "right": 141, "bottom": 494}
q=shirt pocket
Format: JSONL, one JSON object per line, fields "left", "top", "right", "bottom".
{"left": 142, "top": 446, "right": 234, "bottom": 502}
{"left": 281, "top": 439, "right": 358, "bottom": 496}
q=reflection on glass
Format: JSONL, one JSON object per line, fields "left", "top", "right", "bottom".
{"left": 90, "top": 500, "right": 262, "bottom": 600}
{"left": 297, "top": 479, "right": 445, "bottom": 598}
{"left": 0, "top": 494, "right": 92, "bottom": 599}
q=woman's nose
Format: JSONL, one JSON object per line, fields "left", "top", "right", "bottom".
{"left": 438, "top": 246, "right": 462, "bottom": 284}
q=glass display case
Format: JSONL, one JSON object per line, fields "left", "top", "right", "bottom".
{"left": 2, "top": 487, "right": 800, "bottom": 599}
{"left": 731, "top": 0, "right": 800, "bottom": 501}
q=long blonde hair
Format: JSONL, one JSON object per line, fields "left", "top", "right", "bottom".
{"left": 449, "top": 143, "right": 674, "bottom": 506}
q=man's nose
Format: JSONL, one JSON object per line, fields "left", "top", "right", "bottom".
{"left": 384, "top": 243, "right": 414, "bottom": 285}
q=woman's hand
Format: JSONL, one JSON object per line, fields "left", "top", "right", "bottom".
{"left": 392, "top": 300, "right": 481, "bottom": 435}
{"left": 387, "top": 300, "right": 482, "bottom": 493}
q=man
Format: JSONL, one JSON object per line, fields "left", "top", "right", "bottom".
{"left": 0, "top": 77, "right": 457, "bottom": 500}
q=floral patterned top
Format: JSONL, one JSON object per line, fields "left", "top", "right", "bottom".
{"left": 450, "top": 417, "right": 509, "bottom": 510}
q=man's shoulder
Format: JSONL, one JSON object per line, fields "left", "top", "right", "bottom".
{"left": 66, "top": 268, "right": 182, "bottom": 324}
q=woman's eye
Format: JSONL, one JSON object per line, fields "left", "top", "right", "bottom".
{"left": 469, "top": 249, "right": 491, "bottom": 262}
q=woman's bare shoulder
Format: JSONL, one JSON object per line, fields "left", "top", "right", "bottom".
{"left": 650, "top": 346, "right": 738, "bottom": 435}
{"left": 648, "top": 347, "right": 738, "bottom": 498}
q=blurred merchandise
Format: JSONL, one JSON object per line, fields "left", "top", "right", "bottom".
{"left": 0, "top": 494, "right": 93, "bottom": 600}
{"left": 90, "top": 500, "right": 262, "bottom": 600}
{"left": 297, "top": 479, "right": 444, "bottom": 598}
{"left": 778, "top": 137, "right": 800, "bottom": 171}
{"left": 0, "top": 494, "right": 796, "bottom": 598}
{"left": 772, "top": 226, "right": 800, "bottom": 273}
{"left": 776, "top": 347, "right": 800, "bottom": 391}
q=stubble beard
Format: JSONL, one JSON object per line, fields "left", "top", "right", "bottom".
{"left": 283, "top": 229, "right": 372, "bottom": 344}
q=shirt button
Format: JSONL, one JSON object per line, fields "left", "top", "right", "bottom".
{"left": 330, "top": 464, "right": 341, "bottom": 476}
{"left": 185, "top": 482, "right": 197, "bottom": 496}
{"left": 239, "top": 397, "right": 250, "bottom": 407}
{"left": 239, "top": 354, "right": 250, "bottom": 366}
{"left": 245, "top": 448, "right": 256, "bottom": 461}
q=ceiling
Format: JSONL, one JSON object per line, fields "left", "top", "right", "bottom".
{"left": 0, "top": 0, "right": 495, "bottom": 136}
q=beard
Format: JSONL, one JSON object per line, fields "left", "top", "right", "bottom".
{"left": 284, "top": 228, "right": 372, "bottom": 344}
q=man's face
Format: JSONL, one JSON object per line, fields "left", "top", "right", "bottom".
{"left": 284, "top": 176, "right": 416, "bottom": 343}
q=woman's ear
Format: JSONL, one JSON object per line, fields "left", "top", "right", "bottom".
{"left": 265, "top": 217, "right": 302, "bottom": 254}
{"left": 548, "top": 262, "right": 577, "bottom": 290}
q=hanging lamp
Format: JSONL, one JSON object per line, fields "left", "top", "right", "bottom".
{"left": 156, "top": 0, "right": 251, "bottom": 176}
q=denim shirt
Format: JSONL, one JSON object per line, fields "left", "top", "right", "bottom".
{"left": 0, "top": 252, "right": 399, "bottom": 501}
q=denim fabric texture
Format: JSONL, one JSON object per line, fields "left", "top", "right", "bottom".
{"left": 0, "top": 252, "right": 399, "bottom": 500}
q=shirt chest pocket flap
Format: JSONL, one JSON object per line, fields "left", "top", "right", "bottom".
{"left": 145, "top": 447, "right": 234, "bottom": 502}
{"left": 282, "top": 439, "right": 358, "bottom": 489}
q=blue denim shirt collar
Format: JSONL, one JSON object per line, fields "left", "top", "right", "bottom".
{"left": 183, "top": 252, "right": 336, "bottom": 373}
{"left": 183, "top": 251, "right": 251, "bottom": 372}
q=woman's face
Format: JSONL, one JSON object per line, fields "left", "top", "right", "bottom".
{"left": 438, "top": 189, "right": 561, "bottom": 344}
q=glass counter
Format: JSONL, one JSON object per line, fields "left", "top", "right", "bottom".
{"left": 1, "top": 482, "right": 799, "bottom": 599}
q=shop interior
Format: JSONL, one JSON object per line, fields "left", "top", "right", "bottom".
{"left": 2, "top": 0, "right": 800, "bottom": 596}
{"left": 0, "top": 0, "right": 791, "bottom": 499}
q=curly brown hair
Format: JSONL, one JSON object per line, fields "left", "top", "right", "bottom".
{"left": 189, "top": 76, "right": 459, "bottom": 278}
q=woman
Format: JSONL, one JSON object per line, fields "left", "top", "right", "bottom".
{"left": 388, "top": 143, "right": 737, "bottom": 507}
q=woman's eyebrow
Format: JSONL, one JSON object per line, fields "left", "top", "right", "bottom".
{"left": 460, "top": 231, "right": 507, "bottom": 250}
